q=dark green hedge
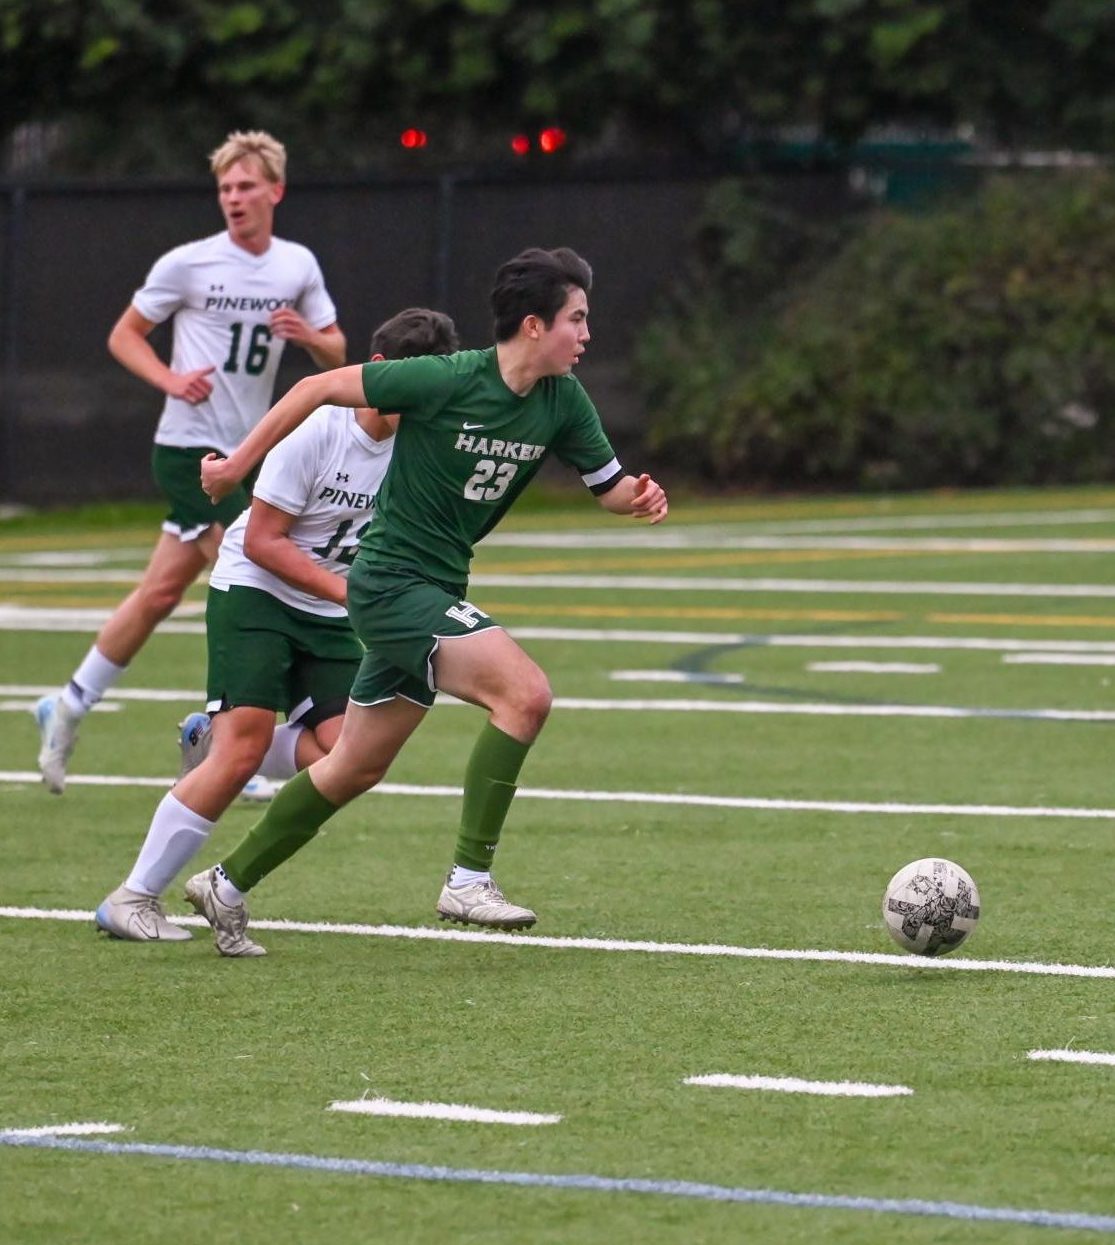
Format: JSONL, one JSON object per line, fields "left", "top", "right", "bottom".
{"left": 636, "top": 172, "right": 1115, "bottom": 488}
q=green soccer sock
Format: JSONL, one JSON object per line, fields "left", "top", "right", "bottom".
{"left": 221, "top": 769, "right": 340, "bottom": 893}
{"left": 453, "top": 722, "right": 532, "bottom": 872}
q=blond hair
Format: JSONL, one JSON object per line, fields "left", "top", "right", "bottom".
{"left": 208, "top": 131, "right": 287, "bottom": 183}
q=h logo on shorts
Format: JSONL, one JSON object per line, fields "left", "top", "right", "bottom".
{"left": 445, "top": 602, "right": 487, "bottom": 629}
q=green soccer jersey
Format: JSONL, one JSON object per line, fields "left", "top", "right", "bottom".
{"left": 356, "top": 347, "right": 622, "bottom": 588}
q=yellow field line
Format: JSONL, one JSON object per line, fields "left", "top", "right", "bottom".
{"left": 930, "top": 612, "right": 1115, "bottom": 629}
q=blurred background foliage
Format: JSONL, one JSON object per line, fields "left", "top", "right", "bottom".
{"left": 2, "top": 1, "right": 1114, "bottom": 173}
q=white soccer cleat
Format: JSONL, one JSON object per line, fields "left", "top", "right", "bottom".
{"left": 177, "top": 711, "right": 212, "bottom": 780}
{"left": 184, "top": 868, "right": 266, "bottom": 957}
{"left": 436, "top": 876, "right": 537, "bottom": 930}
{"left": 34, "top": 694, "right": 81, "bottom": 795}
{"left": 240, "top": 775, "right": 281, "bottom": 803}
{"left": 94, "top": 885, "right": 192, "bottom": 942}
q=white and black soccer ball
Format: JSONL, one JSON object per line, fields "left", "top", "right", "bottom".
{"left": 882, "top": 858, "right": 981, "bottom": 956}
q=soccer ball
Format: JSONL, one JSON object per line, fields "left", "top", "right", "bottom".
{"left": 882, "top": 858, "right": 981, "bottom": 956}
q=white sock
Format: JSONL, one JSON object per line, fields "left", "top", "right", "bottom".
{"left": 255, "top": 721, "right": 304, "bottom": 780}
{"left": 214, "top": 863, "right": 245, "bottom": 905}
{"left": 449, "top": 866, "right": 490, "bottom": 888}
{"left": 124, "top": 793, "right": 215, "bottom": 897}
{"left": 63, "top": 646, "right": 126, "bottom": 716}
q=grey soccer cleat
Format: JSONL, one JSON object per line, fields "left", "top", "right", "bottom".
{"left": 94, "top": 885, "right": 192, "bottom": 942}
{"left": 34, "top": 694, "right": 81, "bottom": 795}
{"left": 177, "top": 711, "right": 212, "bottom": 780}
{"left": 184, "top": 868, "right": 267, "bottom": 957}
{"left": 436, "top": 876, "right": 537, "bottom": 930}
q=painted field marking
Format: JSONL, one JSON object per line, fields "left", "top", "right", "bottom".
{"left": 807, "top": 661, "right": 941, "bottom": 674}
{"left": 2, "top": 1133, "right": 1113, "bottom": 1232}
{"left": 329, "top": 1097, "right": 561, "bottom": 1126}
{"left": 0, "top": 684, "right": 204, "bottom": 702}
{"left": 685, "top": 1074, "right": 912, "bottom": 1098}
{"left": 1, "top": 700, "right": 119, "bottom": 713}
{"left": 1004, "top": 653, "right": 1115, "bottom": 667}
{"left": 3, "top": 770, "right": 1115, "bottom": 821}
{"left": 610, "top": 670, "right": 747, "bottom": 685}
{"left": 0, "top": 1122, "right": 126, "bottom": 1137}
{"left": 1028, "top": 1050, "right": 1115, "bottom": 1067}
{"left": 4, "top": 770, "right": 1115, "bottom": 821}
{"left": 471, "top": 572, "right": 1115, "bottom": 599}
{"left": 6, "top": 605, "right": 1115, "bottom": 654}
{"left": 2, "top": 684, "right": 1113, "bottom": 720}
{"left": 3, "top": 905, "right": 1115, "bottom": 980}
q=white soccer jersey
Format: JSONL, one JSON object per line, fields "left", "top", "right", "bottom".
{"left": 209, "top": 405, "right": 393, "bottom": 617}
{"left": 133, "top": 231, "right": 337, "bottom": 455}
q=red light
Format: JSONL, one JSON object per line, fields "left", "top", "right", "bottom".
{"left": 400, "top": 128, "right": 428, "bottom": 149}
{"left": 539, "top": 127, "right": 567, "bottom": 153}
{"left": 510, "top": 134, "right": 531, "bottom": 156}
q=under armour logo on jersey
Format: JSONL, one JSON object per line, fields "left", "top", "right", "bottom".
{"left": 209, "top": 284, "right": 225, "bottom": 293}
{"left": 336, "top": 472, "right": 350, "bottom": 482}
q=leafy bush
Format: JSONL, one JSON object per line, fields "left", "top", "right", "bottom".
{"left": 636, "top": 171, "right": 1115, "bottom": 488}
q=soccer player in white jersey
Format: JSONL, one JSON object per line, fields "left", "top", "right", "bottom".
{"left": 34, "top": 130, "right": 346, "bottom": 795}
{"left": 94, "top": 309, "right": 458, "bottom": 949}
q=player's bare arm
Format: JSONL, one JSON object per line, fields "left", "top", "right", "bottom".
{"left": 597, "top": 472, "right": 669, "bottom": 524}
{"left": 242, "top": 498, "right": 347, "bottom": 607}
{"left": 201, "top": 364, "right": 368, "bottom": 502}
{"left": 269, "top": 310, "right": 347, "bottom": 370}
{"left": 108, "top": 306, "right": 215, "bottom": 405}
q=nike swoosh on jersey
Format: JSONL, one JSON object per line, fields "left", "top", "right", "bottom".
{"left": 461, "top": 422, "right": 485, "bottom": 430}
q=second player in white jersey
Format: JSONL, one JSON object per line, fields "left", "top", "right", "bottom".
{"left": 137, "top": 232, "right": 338, "bottom": 455}
{"left": 210, "top": 403, "right": 393, "bottom": 617}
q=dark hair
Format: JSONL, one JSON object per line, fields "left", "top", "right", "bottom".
{"left": 370, "top": 307, "right": 459, "bottom": 359}
{"left": 490, "top": 247, "right": 593, "bottom": 342}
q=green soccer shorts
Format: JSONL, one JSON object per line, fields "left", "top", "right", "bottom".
{"left": 205, "top": 584, "right": 361, "bottom": 724}
{"left": 151, "top": 444, "right": 255, "bottom": 538}
{"left": 346, "top": 562, "right": 501, "bottom": 709}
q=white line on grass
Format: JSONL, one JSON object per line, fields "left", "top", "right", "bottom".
{"left": 4, "top": 770, "right": 1115, "bottom": 821}
{"left": 610, "top": 671, "right": 747, "bottom": 684}
{"left": 471, "top": 572, "right": 1115, "bottom": 599}
{"left": 5, "top": 770, "right": 1115, "bottom": 821}
{"left": 2, "top": 1134, "right": 1113, "bottom": 1232}
{"left": 0, "top": 1123, "right": 126, "bottom": 1137}
{"left": 329, "top": 1098, "right": 561, "bottom": 1125}
{"left": 0, "top": 701, "right": 119, "bottom": 713}
{"left": 684, "top": 1074, "right": 912, "bottom": 1097}
{"left": 4, "top": 905, "right": 1115, "bottom": 980}
{"left": 6, "top": 606, "right": 1115, "bottom": 655}
{"left": 0, "top": 684, "right": 206, "bottom": 702}
{"left": 807, "top": 662, "right": 941, "bottom": 674}
{"left": 1027, "top": 1050, "right": 1115, "bottom": 1066}
{"left": 3, "top": 686, "right": 1113, "bottom": 720}
{"left": 1004, "top": 654, "right": 1115, "bottom": 667}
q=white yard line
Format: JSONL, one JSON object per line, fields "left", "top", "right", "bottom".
{"left": 3, "top": 1132, "right": 1113, "bottom": 1231}
{"left": 4, "top": 904, "right": 1115, "bottom": 980}
{"left": 807, "top": 662, "right": 941, "bottom": 674}
{"left": 1, "top": 684, "right": 1112, "bottom": 721}
{"left": 3, "top": 770, "right": 1115, "bottom": 820}
{"left": 1003, "top": 653, "right": 1115, "bottom": 666}
{"left": 684, "top": 1074, "right": 912, "bottom": 1098}
{"left": 609, "top": 671, "right": 747, "bottom": 684}
{"left": 1027, "top": 1050, "right": 1115, "bottom": 1067}
{"left": 328, "top": 1098, "right": 561, "bottom": 1125}
{"left": 472, "top": 573, "right": 1115, "bottom": 598}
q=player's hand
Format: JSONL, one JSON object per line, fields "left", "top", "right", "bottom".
{"left": 629, "top": 473, "right": 668, "bottom": 524}
{"left": 269, "top": 307, "right": 313, "bottom": 345}
{"left": 200, "top": 452, "right": 239, "bottom": 503}
{"left": 165, "top": 366, "right": 215, "bottom": 404}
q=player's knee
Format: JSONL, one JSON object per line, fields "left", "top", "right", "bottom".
{"left": 137, "top": 579, "right": 185, "bottom": 620}
{"left": 511, "top": 670, "right": 552, "bottom": 736}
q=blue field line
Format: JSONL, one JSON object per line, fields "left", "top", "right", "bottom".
{"left": 2, "top": 1134, "right": 1113, "bottom": 1233}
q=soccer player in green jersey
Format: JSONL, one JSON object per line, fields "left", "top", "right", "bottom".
{"left": 191, "top": 247, "right": 667, "bottom": 951}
